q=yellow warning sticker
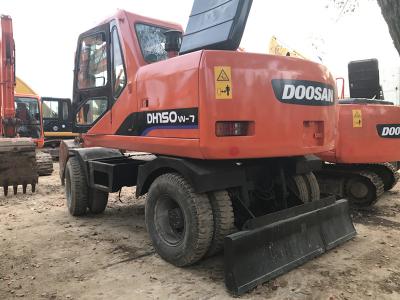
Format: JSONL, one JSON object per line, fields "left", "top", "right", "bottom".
{"left": 352, "top": 109, "right": 362, "bottom": 128}
{"left": 214, "top": 66, "right": 232, "bottom": 99}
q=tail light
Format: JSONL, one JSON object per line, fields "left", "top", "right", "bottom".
{"left": 215, "top": 121, "right": 251, "bottom": 137}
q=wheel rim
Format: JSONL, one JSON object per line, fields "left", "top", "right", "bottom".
{"left": 65, "top": 170, "right": 72, "bottom": 208}
{"left": 154, "top": 194, "right": 185, "bottom": 246}
{"left": 349, "top": 180, "right": 369, "bottom": 199}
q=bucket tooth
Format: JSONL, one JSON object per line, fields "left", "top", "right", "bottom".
{"left": 13, "top": 185, "right": 18, "bottom": 195}
{"left": 22, "top": 183, "right": 27, "bottom": 194}
{"left": 31, "top": 183, "right": 36, "bottom": 193}
{"left": 224, "top": 197, "right": 356, "bottom": 295}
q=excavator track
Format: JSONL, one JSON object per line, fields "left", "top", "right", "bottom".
{"left": 0, "top": 138, "right": 38, "bottom": 195}
{"left": 316, "top": 164, "right": 385, "bottom": 207}
{"left": 36, "top": 151, "right": 54, "bottom": 176}
{"left": 358, "top": 163, "right": 399, "bottom": 192}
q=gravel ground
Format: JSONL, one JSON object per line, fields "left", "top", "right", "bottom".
{"left": 1, "top": 164, "right": 400, "bottom": 299}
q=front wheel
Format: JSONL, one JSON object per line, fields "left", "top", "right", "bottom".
{"left": 88, "top": 189, "right": 109, "bottom": 214}
{"left": 145, "top": 173, "right": 214, "bottom": 267}
{"left": 65, "top": 156, "right": 88, "bottom": 216}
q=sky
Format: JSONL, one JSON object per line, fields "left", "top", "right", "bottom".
{"left": 2, "top": 0, "right": 400, "bottom": 101}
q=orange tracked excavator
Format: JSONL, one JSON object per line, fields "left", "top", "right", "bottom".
{"left": 316, "top": 59, "right": 400, "bottom": 207}
{"left": 59, "top": 1, "right": 355, "bottom": 294}
{"left": 268, "top": 37, "right": 400, "bottom": 206}
{"left": 0, "top": 15, "right": 38, "bottom": 195}
{"left": 0, "top": 15, "right": 52, "bottom": 196}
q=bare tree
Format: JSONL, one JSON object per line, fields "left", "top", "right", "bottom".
{"left": 325, "top": 0, "right": 360, "bottom": 22}
{"left": 377, "top": 0, "right": 400, "bottom": 56}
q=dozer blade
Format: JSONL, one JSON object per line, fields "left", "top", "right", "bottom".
{"left": 0, "top": 138, "right": 38, "bottom": 195}
{"left": 224, "top": 196, "right": 356, "bottom": 295}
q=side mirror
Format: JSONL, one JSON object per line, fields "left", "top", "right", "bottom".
{"left": 164, "top": 30, "right": 182, "bottom": 58}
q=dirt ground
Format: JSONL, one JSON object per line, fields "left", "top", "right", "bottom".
{"left": 1, "top": 164, "right": 400, "bottom": 300}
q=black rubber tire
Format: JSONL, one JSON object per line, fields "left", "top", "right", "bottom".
{"left": 145, "top": 173, "right": 214, "bottom": 267}
{"left": 206, "top": 190, "right": 235, "bottom": 257}
{"left": 303, "top": 172, "right": 320, "bottom": 202}
{"left": 65, "top": 156, "right": 88, "bottom": 216}
{"left": 291, "top": 174, "right": 309, "bottom": 203}
{"left": 88, "top": 189, "right": 109, "bottom": 214}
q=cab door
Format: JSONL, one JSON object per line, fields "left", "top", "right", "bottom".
{"left": 72, "top": 23, "right": 112, "bottom": 133}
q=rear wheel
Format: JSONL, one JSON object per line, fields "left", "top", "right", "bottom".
{"left": 303, "top": 172, "right": 320, "bottom": 202}
{"left": 288, "top": 172, "right": 320, "bottom": 204}
{"left": 206, "top": 190, "right": 235, "bottom": 257}
{"left": 65, "top": 156, "right": 88, "bottom": 216}
{"left": 88, "top": 189, "right": 109, "bottom": 214}
{"left": 145, "top": 173, "right": 214, "bottom": 266}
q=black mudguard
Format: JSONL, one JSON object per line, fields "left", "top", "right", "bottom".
{"left": 224, "top": 197, "right": 356, "bottom": 295}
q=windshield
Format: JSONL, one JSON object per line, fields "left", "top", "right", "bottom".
{"left": 14, "top": 96, "right": 41, "bottom": 139}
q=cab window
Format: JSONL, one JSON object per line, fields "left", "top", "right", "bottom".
{"left": 135, "top": 23, "right": 169, "bottom": 63}
{"left": 77, "top": 32, "right": 108, "bottom": 89}
{"left": 62, "top": 101, "right": 69, "bottom": 121}
{"left": 111, "top": 27, "right": 126, "bottom": 98}
{"left": 76, "top": 98, "right": 108, "bottom": 125}
{"left": 14, "top": 97, "right": 41, "bottom": 138}
{"left": 42, "top": 100, "right": 59, "bottom": 119}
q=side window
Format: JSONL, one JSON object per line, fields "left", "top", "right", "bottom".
{"left": 135, "top": 23, "right": 168, "bottom": 63}
{"left": 76, "top": 98, "right": 108, "bottom": 125}
{"left": 77, "top": 33, "right": 108, "bottom": 89}
{"left": 62, "top": 101, "right": 69, "bottom": 121}
{"left": 42, "top": 100, "right": 59, "bottom": 119}
{"left": 111, "top": 27, "right": 126, "bottom": 98}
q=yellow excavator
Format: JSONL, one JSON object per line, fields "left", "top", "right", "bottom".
{"left": 268, "top": 36, "right": 308, "bottom": 59}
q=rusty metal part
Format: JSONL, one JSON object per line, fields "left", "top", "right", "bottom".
{"left": 36, "top": 151, "right": 54, "bottom": 176}
{"left": 0, "top": 138, "right": 38, "bottom": 195}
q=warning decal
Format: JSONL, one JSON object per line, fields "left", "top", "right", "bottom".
{"left": 214, "top": 66, "right": 232, "bottom": 99}
{"left": 352, "top": 109, "right": 362, "bottom": 128}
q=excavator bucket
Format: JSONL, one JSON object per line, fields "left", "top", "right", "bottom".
{"left": 224, "top": 197, "right": 356, "bottom": 295}
{"left": 0, "top": 138, "right": 38, "bottom": 195}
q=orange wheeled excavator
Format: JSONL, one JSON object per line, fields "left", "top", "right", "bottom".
{"left": 316, "top": 59, "right": 400, "bottom": 207}
{"left": 0, "top": 15, "right": 52, "bottom": 196}
{"left": 59, "top": 0, "right": 355, "bottom": 294}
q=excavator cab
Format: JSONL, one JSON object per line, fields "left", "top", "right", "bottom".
{"left": 14, "top": 95, "right": 42, "bottom": 141}
{"left": 41, "top": 97, "right": 76, "bottom": 147}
